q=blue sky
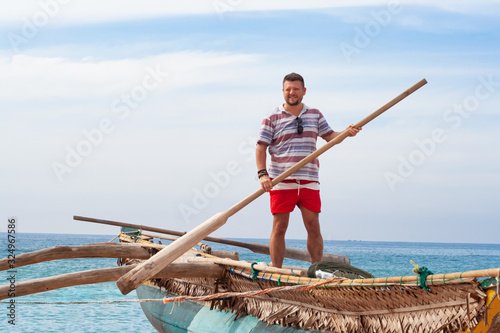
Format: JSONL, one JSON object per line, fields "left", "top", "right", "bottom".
{"left": 1, "top": 1, "right": 499, "bottom": 244}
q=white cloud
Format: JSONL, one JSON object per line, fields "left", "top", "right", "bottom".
{"left": 0, "top": 51, "right": 260, "bottom": 101}
{"left": 0, "top": 1, "right": 358, "bottom": 26}
{"left": 1, "top": 0, "right": 498, "bottom": 28}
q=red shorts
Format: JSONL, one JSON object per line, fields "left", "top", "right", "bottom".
{"left": 269, "top": 180, "right": 321, "bottom": 214}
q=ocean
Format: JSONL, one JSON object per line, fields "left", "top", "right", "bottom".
{"left": 1, "top": 233, "right": 499, "bottom": 332}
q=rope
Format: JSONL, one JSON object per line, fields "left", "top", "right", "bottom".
{"left": 250, "top": 262, "right": 259, "bottom": 281}
{"left": 163, "top": 276, "right": 343, "bottom": 304}
{"left": 108, "top": 234, "right": 120, "bottom": 243}
{"left": 411, "top": 260, "right": 433, "bottom": 292}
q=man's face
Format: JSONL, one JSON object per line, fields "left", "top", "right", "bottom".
{"left": 283, "top": 80, "right": 306, "bottom": 106}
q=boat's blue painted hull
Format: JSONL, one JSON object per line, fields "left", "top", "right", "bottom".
{"left": 136, "top": 283, "right": 320, "bottom": 333}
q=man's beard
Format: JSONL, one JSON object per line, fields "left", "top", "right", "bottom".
{"left": 286, "top": 97, "right": 301, "bottom": 106}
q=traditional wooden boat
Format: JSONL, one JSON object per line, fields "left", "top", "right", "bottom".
{"left": 113, "top": 230, "right": 500, "bottom": 333}
{"left": 1, "top": 217, "right": 499, "bottom": 333}
{"left": 136, "top": 272, "right": 500, "bottom": 333}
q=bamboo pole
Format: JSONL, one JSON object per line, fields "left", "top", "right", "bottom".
{"left": 140, "top": 232, "right": 180, "bottom": 242}
{"left": 333, "top": 268, "right": 500, "bottom": 287}
{"left": 0, "top": 262, "right": 225, "bottom": 300}
{"left": 0, "top": 243, "right": 152, "bottom": 271}
{"left": 116, "top": 79, "right": 428, "bottom": 295}
{"left": 118, "top": 234, "right": 166, "bottom": 250}
{"left": 74, "top": 216, "right": 349, "bottom": 263}
{"left": 140, "top": 232, "right": 208, "bottom": 250}
{"left": 189, "top": 257, "right": 308, "bottom": 277}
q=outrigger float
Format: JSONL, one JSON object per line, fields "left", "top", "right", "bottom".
{"left": 2, "top": 79, "right": 498, "bottom": 332}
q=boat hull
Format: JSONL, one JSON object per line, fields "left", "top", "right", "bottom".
{"left": 137, "top": 283, "right": 319, "bottom": 333}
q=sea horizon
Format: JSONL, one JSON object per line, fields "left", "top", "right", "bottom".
{"left": 2, "top": 231, "right": 498, "bottom": 246}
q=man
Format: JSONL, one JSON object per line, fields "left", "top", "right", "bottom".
{"left": 256, "top": 72, "right": 361, "bottom": 268}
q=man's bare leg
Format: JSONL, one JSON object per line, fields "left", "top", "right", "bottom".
{"left": 299, "top": 206, "right": 323, "bottom": 263}
{"left": 269, "top": 212, "right": 290, "bottom": 268}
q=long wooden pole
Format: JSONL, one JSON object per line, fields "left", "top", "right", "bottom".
{"left": 74, "top": 215, "right": 349, "bottom": 263}
{"left": 116, "top": 79, "right": 428, "bottom": 295}
{"left": 0, "top": 262, "right": 224, "bottom": 300}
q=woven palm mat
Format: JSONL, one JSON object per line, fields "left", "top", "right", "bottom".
{"left": 153, "top": 275, "right": 487, "bottom": 333}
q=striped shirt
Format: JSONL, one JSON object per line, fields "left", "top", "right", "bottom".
{"left": 257, "top": 104, "right": 334, "bottom": 182}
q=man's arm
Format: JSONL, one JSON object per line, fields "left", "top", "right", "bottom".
{"left": 323, "top": 124, "right": 362, "bottom": 143}
{"left": 256, "top": 143, "right": 273, "bottom": 192}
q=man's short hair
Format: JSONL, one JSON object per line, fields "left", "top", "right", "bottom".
{"left": 283, "top": 72, "right": 305, "bottom": 87}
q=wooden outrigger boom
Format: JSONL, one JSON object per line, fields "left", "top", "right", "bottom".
{"left": 0, "top": 243, "right": 151, "bottom": 270}
{"left": 0, "top": 262, "right": 225, "bottom": 300}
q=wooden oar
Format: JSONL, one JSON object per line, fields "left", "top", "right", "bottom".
{"left": 116, "top": 78, "right": 428, "bottom": 295}
{"left": 74, "top": 215, "right": 349, "bottom": 263}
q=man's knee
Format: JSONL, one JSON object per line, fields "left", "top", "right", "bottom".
{"left": 273, "top": 213, "right": 289, "bottom": 234}
{"left": 306, "top": 225, "right": 322, "bottom": 238}
{"left": 300, "top": 208, "right": 320, "bottom": 231}
{"left": 304, "top": 218, "right": 322, "bottom": 236}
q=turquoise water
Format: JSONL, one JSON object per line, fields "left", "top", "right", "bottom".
{"left": 1, "top": 233, "right": 499, "bottom": 332}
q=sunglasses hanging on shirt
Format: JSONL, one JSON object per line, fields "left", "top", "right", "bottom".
{"left": 295, "top": 117, "right": 303, "bottom": 135}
